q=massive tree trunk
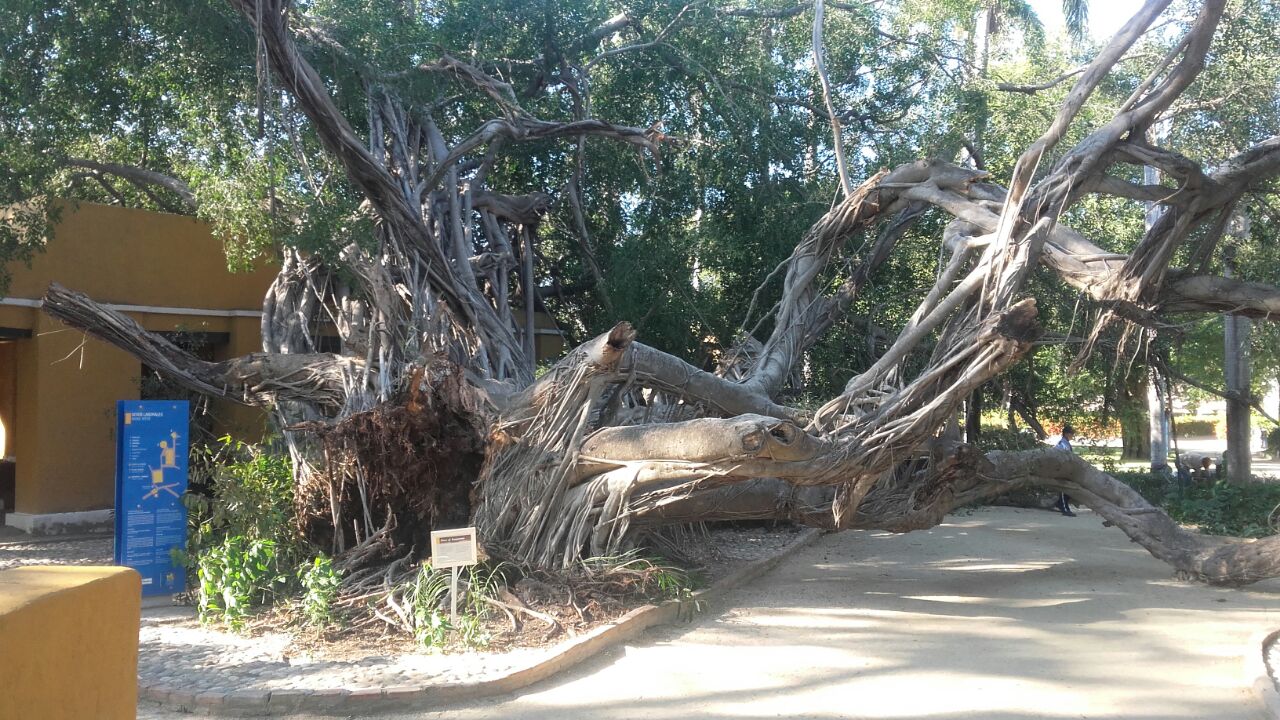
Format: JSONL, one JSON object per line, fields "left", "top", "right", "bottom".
{"left": 39, "top": 0, "right": 1280, "bottom": 585}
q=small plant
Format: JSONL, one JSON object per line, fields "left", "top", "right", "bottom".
{"left": 300, "top": 555, "right": 343, "bottom": 627}
{"left": 400, "top": 561, "right": 509, "bottom": 649}
{"left": 453, "top": 613, "right": 488, "bottom": 647}
{"left": 406, "top": 562, "right": 453, "bottom": 648}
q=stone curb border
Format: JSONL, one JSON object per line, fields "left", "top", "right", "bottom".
{"left": 141, "top": 527, "right": 824, "bottom": 717}
{"left": 1248, "top": 628, "right": 1280, "bottom": 719}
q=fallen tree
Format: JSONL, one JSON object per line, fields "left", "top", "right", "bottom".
{"left": 39, "top": 0, "right": 1280, "bottom": 586}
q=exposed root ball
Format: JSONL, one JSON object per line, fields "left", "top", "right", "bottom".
{"left": 300, "top": 361, "right": 488, "bottom": 561}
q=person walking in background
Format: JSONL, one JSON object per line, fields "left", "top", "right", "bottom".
{"left": 1054, "top": 425, "right": 1077, "bottom": 517}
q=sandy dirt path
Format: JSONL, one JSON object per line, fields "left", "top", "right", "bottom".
{"left": 141, "top": 506, "right": 1280, "bottom": 720}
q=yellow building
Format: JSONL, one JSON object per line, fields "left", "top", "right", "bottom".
{"left": 0, "top": 201, "right": 566, "bottom": 534}
{"left": 0, "top": 202, "right": 276, "bottom": 533}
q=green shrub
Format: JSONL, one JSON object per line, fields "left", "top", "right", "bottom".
{"left": 1046, "top": 416, "right": 1121, "bottom": 439}
{"left": 197, "top": 536, "right": 292, "bottom": 629}
{"left": 179, "top": 437, "right": 313, "bottom": 626}
{"left": 184, "top": 437, "right": 298, "bottom": 553}
{"left": 1165, "top": 482, "right": 1280, "bottom": 538}
{"left": 1175, "top": 418, "right": 1222, "bottom": 438}
{"left": 1116, "top": 471, "right": 1280, "bottom": 538}
{"left": 974, "top": 427, "right": 1044, "bottom": 453}
{"left": 301, "top": 555, "right": 343, "bottom": 627}
{"left": 1113, "top": 470, "right": 1173, "bottom": 504}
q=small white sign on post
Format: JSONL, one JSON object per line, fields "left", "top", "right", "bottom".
{"left": 430, "top": 527, "right": 478, "bottom": 622}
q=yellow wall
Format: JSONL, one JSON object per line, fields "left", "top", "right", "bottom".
{"left": 211, "top": 315, "right": 270, "bottom": 440}
{"left": 0, "top": 566, "right": 140, "bottom": 720}
{"left": 1, "top": 202, "right": 276, "bottom": 514}
{"left": 13, "top": 314, "right": 140, "bottom": 513}
{"left": 6, "top": 201, "right": 277, "bottom": 307}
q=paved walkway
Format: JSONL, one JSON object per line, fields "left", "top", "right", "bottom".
{"left": 136, "top": 506, "right": 1278, "bottom": 720}
{"left": 0, "top": 534, "right": 111, "bottom": 570}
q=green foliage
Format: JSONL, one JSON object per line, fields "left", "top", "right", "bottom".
{"left": 0, "top": 197, "right": 56, "bottom": 294}
{"left": 196, "top": 536, "right": 290, "bottom": 629}
{"left": 404, "top": 561, "right": 511, "bottom": 650}
{"left": 1175, "top": 418, "right": 1222, "bottom": 438}
{"left": 6, "top": 0, "right": 1280, "bottom": 462}
{"left": 1076, "top": 441, "right": 1119, "bottom": 474}
{"left": 1116, "top": 471, "right": 1280, "bottom": 539}
{"left": 300, "top": 555, "right": 343, "bottom": 628}
{"left": 180, "top": 437, "right": 312, "bottom": 627}
{"left": 1166, "top": 482, "right": 1280, "bottom": 538}
{"left": 406, "top": 563, "right": 453, "bottom": 648}
{"left": 973, "top": 426, "right": 1043, "bottom": 452}
{"left": 184, "top": 438, "right": 298, "bottom": 554}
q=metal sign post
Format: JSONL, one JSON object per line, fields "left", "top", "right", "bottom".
{"left": 429, "top": 527, "right": 478, "bottom": 623}
{"left": 451, "top": 566, "right": 460, "bottom": 622}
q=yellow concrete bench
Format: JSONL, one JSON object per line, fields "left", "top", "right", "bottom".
{"left": 0, "top": 566, "right": 140, "bottom": 720}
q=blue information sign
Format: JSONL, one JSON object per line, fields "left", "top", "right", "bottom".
{"left": 114, "top": 400, "right": 189, "bottom": 596}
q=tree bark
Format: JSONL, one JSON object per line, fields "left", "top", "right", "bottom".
{"left": 1119, "top": 372, "right": 1150, "bottom": 461}
{"left": 1148, "top": 372, "right": 1171, "bottom": 471}
{"left": 1223, "top": 247, "right": 1253, "bottom": 484}
{"left": 965, "top": 387, "right": 983, "bottom": 444}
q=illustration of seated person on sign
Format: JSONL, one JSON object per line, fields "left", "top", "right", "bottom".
{"left": 159, "top": 431, "right": 180, "bottom": 468}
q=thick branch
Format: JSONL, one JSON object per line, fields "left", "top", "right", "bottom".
{"left": 62, "top": 159, "right": 196, "bottom": 210}
{"left": 229, "top": 0, "right": 533, "bottom": 382}
{"left": 986, "top": 449, "right": 1280, "bottom": 585}
{"left": 417, "top": 116, "right": 665, "bottom": 196}
{"left": 625, "top": 343, "right": 795, "bottom": 420}
{"left": 41, "top": 283, "right": 362, "bottom": 407}
{"left": 633, "top": 446, "right": 1280, "bottom": 585}
{"left": 995, "top": 67, "right": 1086, "bottom": 94}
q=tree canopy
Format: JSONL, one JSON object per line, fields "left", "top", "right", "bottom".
{"left": 7, "top": 0, "right": 1278, "bottom": 405}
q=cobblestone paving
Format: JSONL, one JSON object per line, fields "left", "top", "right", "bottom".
{"left": 0, "top": 533, "right": 546, "bottom": 692}
{"left": 139, "top": 615, "right": 551, "bottom": 693}
{"left": 0, "top": 535, "right": 113, "bottom": 570}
